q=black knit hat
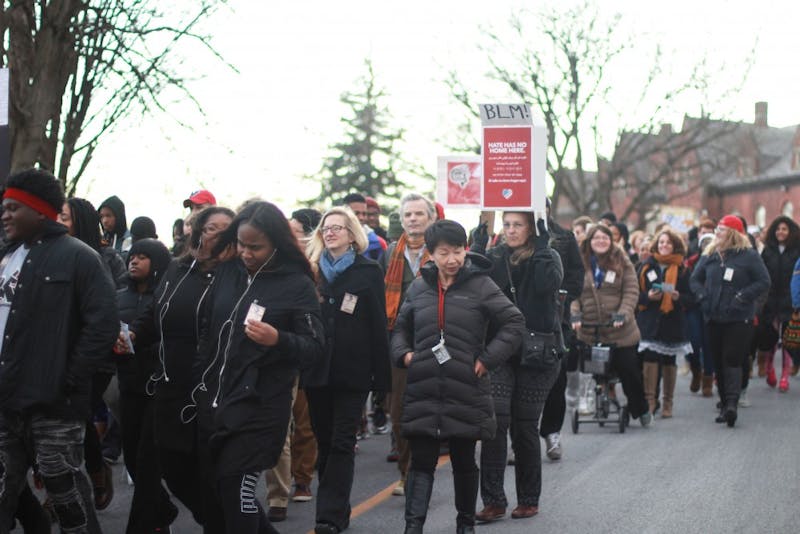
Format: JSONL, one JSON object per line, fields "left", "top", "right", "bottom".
{"left": 130, "top": 216, "right": 158, "bottom": 242}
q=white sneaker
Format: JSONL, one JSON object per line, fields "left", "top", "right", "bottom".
{"left": 392, "top": 480, "right": 405, "bottom": 496}
{"left": 739, "top": 388, "right": 751, "bottom": 407}
{"left": 545, "top": 433, "right": 562, "bottom": 460}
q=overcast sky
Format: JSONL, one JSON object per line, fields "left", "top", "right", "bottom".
{"left": 79, "top": 0, "right": 800, "bottom": 237}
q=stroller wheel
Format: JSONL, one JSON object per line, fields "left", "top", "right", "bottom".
{"left": 619, "top": 406, "right": 628, "bottom": 433}
{"left": 571, "top": 409, "right": 579, "bottom": 434}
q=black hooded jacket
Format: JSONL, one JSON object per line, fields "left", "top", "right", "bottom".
{"left": 194, "top": 258, "right": 325, "bottom": 477}
{"left": 390, "top": 253, "right": 525, "bottom": 441}
{"left": 0, "top": 221, "right": 119, "bottom": 419}
{"left": 130, "top": 256, "right": 216, "bottom": 452}
{"left": 99, "top": 195, "right": 130, "bottom": 252}
{"left": 116, "top": 239, "right": 172, "bottom": 394}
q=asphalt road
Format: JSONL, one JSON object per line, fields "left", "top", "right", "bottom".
{"left": 20, "top": 370, "right": 800, "bottom": 533}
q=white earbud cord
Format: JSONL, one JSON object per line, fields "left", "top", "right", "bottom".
{"left": 182, "top": 249, "right": 277, "bottom": 421}
{"left": 146, "top": 259, "right": 197, "bottom": 396}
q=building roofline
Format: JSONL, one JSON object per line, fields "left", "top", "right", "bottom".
{"left": 708, "top": 171, "right": 800, "bottom": 195}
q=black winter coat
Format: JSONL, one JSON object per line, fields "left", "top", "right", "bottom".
{"left": 307, "top": 255, "right": 391, "bottom": 392}
{"left": 690, "top": 248, "right": 770, "bottom": 324}
{"left": 131, "top": 257, "right": 215, "bottom": 452}
{"left": 391, "top": 253, "right": 525, "bottom": 441}
{"left": 761, "top": 243, "right": 800, "bottom": 322}
{"left": 0, "top": 222, "right": 119, "bottom": 419}
{"left": 116, "top": 281, "right": 158, "bottom": 395}
{"left": 481, "top": 244, "right": 564, "bottom": 335}
{"left": 195, "top": 259, "right": 325, "bottom": 477}
{"left": 635, "top": 257, "right": 693, "bottom": 343}
{"left": 549, "top": 219, "right": 585, "bottom": 308}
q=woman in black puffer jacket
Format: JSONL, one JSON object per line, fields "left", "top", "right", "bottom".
{"left": 756, "top": 215, "right": 800, "bottom": 391}
{"left": 391, "top": 220, "right": 525, "bottom": 534}
{"left": 690, "top": 215, "right": 770, "bottom": 427}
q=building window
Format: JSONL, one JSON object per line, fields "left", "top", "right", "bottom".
{"left": 783, "top": 201, "right": 794, "bottom": 218}
{"left": 755, "top": 205, "right": 766, "bottom": 229}
{"left": 738, "top": 156, "right": 756, "bottom": 177}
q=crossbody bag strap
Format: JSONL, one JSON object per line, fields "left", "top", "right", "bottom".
{"left": 505, "top": 257, "right": 518, "bottom": 306}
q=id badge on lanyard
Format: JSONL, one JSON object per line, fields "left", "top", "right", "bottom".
{"left": 432, "top": 280, "right": 452, "bottom": 365}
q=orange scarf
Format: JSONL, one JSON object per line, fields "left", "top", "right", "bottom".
{"left": 385, "top": 233, "right": 429, "bottom": 331}
{"left": 653, "top": 253, "right": 683, "bottom": 314}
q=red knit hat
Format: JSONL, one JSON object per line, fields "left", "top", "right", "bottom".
{"left": 719, "top": 214, "right": 744, "bottom": 234}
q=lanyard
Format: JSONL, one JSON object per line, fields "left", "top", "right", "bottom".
{"left": 437, "top": 279, "right": 446, "bottom": 337}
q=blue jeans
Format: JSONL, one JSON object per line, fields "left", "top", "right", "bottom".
{"left": 687, "top": 308, "right": 715, "bottom": 376}
{"left": 0, "top": 412, "right": 100, "bottom": 534}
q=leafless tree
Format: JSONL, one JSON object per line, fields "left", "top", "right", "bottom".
{"left": 445, "top": 0, "right": 753, "bottom": 226}
{"left": 0, "top": 0, "right": 229, "bottom": 195}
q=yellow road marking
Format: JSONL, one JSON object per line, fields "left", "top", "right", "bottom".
{"left": 305, "top": 454, "right": 451, "bottom": 534}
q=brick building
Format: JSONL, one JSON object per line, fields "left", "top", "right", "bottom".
{"left": 557, "top": 102, "right": 800, "bottom": 232}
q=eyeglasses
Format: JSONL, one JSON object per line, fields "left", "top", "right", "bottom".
{"left": 321, "top": 225, "right": 346, "bottom": 234}
{"left": 201, "top": 225, "right": 224, "bottom": 235}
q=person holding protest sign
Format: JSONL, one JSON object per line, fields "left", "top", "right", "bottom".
{"left": 470, "top": 212, "right": 564, "bottom": 522}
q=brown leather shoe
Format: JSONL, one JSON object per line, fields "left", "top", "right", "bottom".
{"left": 476, "top": 505, "right": 506, "bottom": 522}
{"left": 511, "top": 505, "right": 539, "bottom": 519}
{"left": 268, "top": 506, "right": 287, "bottom": 522}
{"left": 89, "top": 463, "right": 114, "bottom": 510}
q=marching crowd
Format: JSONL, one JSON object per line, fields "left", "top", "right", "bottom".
{"left": 0, "top": 168, "right": 794, "bottom": 534}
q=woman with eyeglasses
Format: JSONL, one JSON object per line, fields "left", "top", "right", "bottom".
{"left": 126, "top": 206, "right": 236, "bottom": 532}
{"left": 192, "top": 201, "right": 325, "bottom": 533}
{"left": 303, "top": 207, "right": 391, "bottom": 534}
{"left": 470, "top": 212, "right": 564, "bottom": 523}
{"left": 690, "top": 215, "right": 770, "bottom": 427}
{"left": 570, "top": 224, "right": 652, "bottom": 426}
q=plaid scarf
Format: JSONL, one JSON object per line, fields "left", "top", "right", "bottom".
{"left": 385, "top": 233, "right": 429, "bottom": 331}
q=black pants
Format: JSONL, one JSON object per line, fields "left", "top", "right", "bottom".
{"left": 218, "top": 472, "right": 278, "bottom": 534}
{"left": 611, "top": 345, "right": 649, "bottom": 419}
{"left": 0, "top": 413, "right": 101, "bottom": 534}
{"left": 540, "top": 359, "right": 566, "bottom": 437}
{"left": 410, "top": 436, "right": 476, "bottom": 475}
{"left": 707, "top": 321, "right": 753, "bottom": 399}
{"left": 306, "top": 386, "right": 368, "bottom": 531}
{"left": 481, "top": 364, "right": 558, "bottom": 508}
{"left": 122, "top": 394, "right": 180, "bottom": 532}
{"left": 85, "top": 372, "right": 114, "bottom": 474}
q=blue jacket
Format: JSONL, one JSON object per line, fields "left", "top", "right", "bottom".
{"left": 689, "top": 248, "right": 770, "bottom": 324}
{"left": 790, "top": 256, "right": 800, "bottom": 309}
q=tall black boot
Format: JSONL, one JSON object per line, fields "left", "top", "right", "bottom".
{"left": 723, "top": 366, "right": 741, "bottom": 427}
{"left": 404, "top": 470, "right": 434, "bottom": 534}
{"left": 454, "top": 471, "right": 479, "bottom": 534}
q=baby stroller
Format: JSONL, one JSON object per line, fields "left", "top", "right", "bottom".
{"left": 571, "top": 322, "right": 630, "bottom": 434}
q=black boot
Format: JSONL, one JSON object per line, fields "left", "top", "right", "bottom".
{"left": 723, "top": 366, "right": 741, "bottom": 427}
{"left": 454, "top": 470, "right": 479, "bottom": 534}
{"left": 404, "top": 471, "right": 434, "bottom": 534}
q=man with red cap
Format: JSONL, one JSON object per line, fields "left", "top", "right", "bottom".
{"left": 0, "top": 169, "right": 119, "bottom": 532}
{"left": 183, "top": 189, "right": 217, "bottom": 214}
